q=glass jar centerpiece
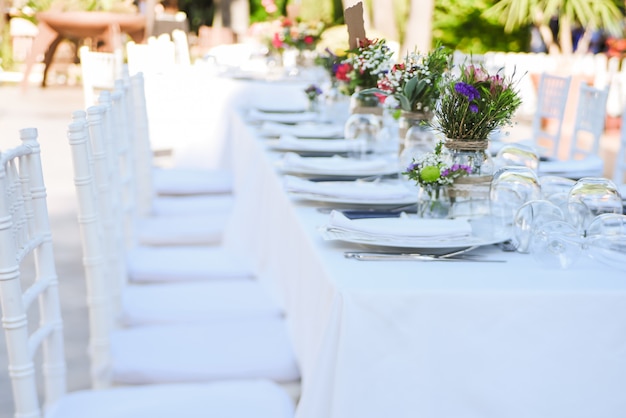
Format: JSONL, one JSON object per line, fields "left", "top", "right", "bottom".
{"left": 360, "top": 45, "right": 452, "bottom": 167}
{"left": 430, "top": 64, "right": 523, "bottom": 219}
{"left": 403, "top": 141, "right": 472, "bottom": 218}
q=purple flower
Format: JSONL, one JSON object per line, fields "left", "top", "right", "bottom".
{"left": 406, "top": 162, "right": 418, "bottom": 172}
{"left": 454, "top": 82, "right": 480, "bottom": 101}
{"left": 469, "top": 103, "right": 479, "bottom": 113}
{"left": 440, "top": 168, "right": 450, "bottom": 177}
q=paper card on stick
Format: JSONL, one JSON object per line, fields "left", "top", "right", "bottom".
{"left": 344, "top": 1, "right": 366, "bottom": 49}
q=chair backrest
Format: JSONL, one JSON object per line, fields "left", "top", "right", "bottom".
{"left": 96, "top": 89, "right": 139, "bottom": 250}
{"left": 79, "top": 45, "right": 121, "bottom": 107}
{"left": 0, "top": 128, "right": 66, "bottom": 417}
{"left": 532, "top": 73, "right": 572, "bottom": 158}
{"left": 67, "top": 118, "right": 116, "bottom": 389}
{"left": 128, "top": 73, "right": 156, "bottom": 217}
{"left": 568, "top": 83, "right": 609, "bottom": 160}
{"left": 172, "top": 29, "right": 191, "bottom": 66}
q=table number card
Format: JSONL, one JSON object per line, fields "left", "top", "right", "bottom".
{"left": 344, "top": 1, "right": 367, "bottom": 49}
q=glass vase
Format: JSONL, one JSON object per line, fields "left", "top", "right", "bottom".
{"left": 417, "top": 184, "right": 450, "bottom": 219}
{"left": 444, "top": 139, "right": 494, "bottom": 220}
{"left": 349, "top": 90, "right": 383, "bottom": 116}
{"left": 345, "top": 90, "right": 383, "bottom": 159}
{"left": 398, "top": 111, "right": 435, "bottom": 171}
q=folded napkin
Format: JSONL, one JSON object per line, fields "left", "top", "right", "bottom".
{"left": 280, "top": 153, "right": 392, "bottom": 175}
{"left": 276, "top": 135, "right": 350, "bottom": 152}
{"left": 248, "top": 109, "right": 318, "bottom": 124}
{"left": 260, "top": 122, "right": 344, "bottom": 138}
{"left": 326, "top": 210, "right": 473, "bottom": 240}
{"left": 284, "top": 175, "right": 414, "bottom": 201}
{"left": 538, "top": 156, "right": 604, "bottom": 177}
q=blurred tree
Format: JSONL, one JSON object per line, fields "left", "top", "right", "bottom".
{"left": 485, "top": 0, "right": 624, "bottom": 54}
{"left": 431, "top": 0, "right": 529, "bottom": 53}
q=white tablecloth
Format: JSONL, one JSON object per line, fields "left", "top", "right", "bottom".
{"left": 188, "top": 73, "right": 626, "bottom": 418}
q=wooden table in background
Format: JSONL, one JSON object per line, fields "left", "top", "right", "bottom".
{"left": 21, "top": 11, "right": 145, "bottom": 88}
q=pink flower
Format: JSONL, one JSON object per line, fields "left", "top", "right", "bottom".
{"left": 272, "top": 33, "right": 284, "bottom": 49}
{"left": 304, "top": 36, "right": 314, "bottom": 44}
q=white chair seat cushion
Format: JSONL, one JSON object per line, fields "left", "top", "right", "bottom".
{"left": 151, "top": 194, "right": 235, "bottom": 216}
{"left": 153, "top": 167, "right": 233, "bottom": 195}
{"left": 121, "top": 280, "right": 283, "bottom": 326}
{"left": 135, "top": 212, "right": 229, "bottom": 246}
{"left": 126, "top": 246, "right": 254, "bottom": 283}
{"left": 46, "top": 379, "right": 295, "bottom": 418}
{"left": 110, "top": 319, "right": 301, "bottom": 384}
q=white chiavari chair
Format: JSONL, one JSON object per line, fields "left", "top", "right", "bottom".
{"left": 79, "top": 104, "right": 250, "bottom": 276}
{"left": 70, "top": 110, "right": 279, "bottom": 326}
{"left": 95, "top": 88, "right": 232, "bottom": 246}
{"left": 0, "top": 128, "right": 296, "bottom": 418}
{"left": 530, "top": 73, "right": 572, "bottom": 159}
{"left": 172, "top": 29, "right": 191, "bottom": 66}
{"left": 67, "top": 118, "right": 300, "bottom": 390}
{"left": 538, "top": 83, "right": 608, "bottom": 179}
{"left": 79, "top": 45, "right": 124, "bottom": 107}
{"left": 128, "top": 72, "right": 234, "bottom": 203}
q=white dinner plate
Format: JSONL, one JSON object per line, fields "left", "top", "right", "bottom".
{"left": 319, "top": 216, "right": 508, "bottom": 249}
{"left": 284, "top": 177, "right": 416, "bottom": 205}
{"left": 277, "top": 154, "right": 400, "bottom": 178}
{"left": 267, "top": 138, "right": 352, "bottom": 154}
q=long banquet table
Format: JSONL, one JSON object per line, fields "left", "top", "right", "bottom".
{"left": 173, "top": 71, "right": 626, "bottom": 418}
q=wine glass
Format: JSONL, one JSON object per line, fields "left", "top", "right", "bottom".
{"left": 490, "top": 166, "right": 542, "bottom": 241}
{"left": 344, "top": 113, "right": 382, "bottom": 160}
{"left": 513, "top": 199, "right": 565, "bottom": 253}
{"left": 584, "top": 213, "right": 626, "bottom": 271}
{"left": 567, "top": 177, "right": 623, "bottom": 233}
{"left": 528, "top": 220, "right": 584, "bottom": 269}
{"left": 494, "top": 143, "right": 540, "bottom": 172}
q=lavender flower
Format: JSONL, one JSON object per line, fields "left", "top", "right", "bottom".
{"left": 454, "top": 82, "right": 480, "bottom": 101}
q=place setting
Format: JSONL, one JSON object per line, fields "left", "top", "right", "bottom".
{"left": 276, "top": 151, "right": 400, "bottom": 178}
{"left": 266, "top": 134, "right": 357, "bottom": 156}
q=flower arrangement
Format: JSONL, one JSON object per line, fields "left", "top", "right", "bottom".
{"left": 314, "top": 48, "right": 347, "bottom": 83}
{"left": 335, "top": 38, "right": 394, "bottom": 96}
{"left": 431, "top": 64, "right": 523, "bottom": 141}
{"left": 304, "top": 84, "right": 322, "bottom": 101}
{"left": 270, "top": 18, "right": 325, "bottom": 53}
{"left": 404, "top": 141, "right": 473, "bottom": 188}
{"left": 366, "top": 45, "right": 452, "bottom": 113}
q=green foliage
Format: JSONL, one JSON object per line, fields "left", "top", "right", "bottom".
{"left": 485, "top": 0, "right": 624, "bottom": 44}
{"left": 179, "top": 0, "right": 214, "bottom": 32}
{"left": 432, "top": 0, "right": 529, "bottom": 53}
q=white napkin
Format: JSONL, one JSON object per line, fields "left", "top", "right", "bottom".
{"left": 248, "top": 109, "right": 318, "bottom": 124}
{"left": 276, "top": 135, "right": 351, "bottom": 152}
{"left": 538, "top": 156, "right": 604, "bottom": 177}
{"left": 284, "top": 176, "right": 414, "bottom": 201}
{"left": 260, "top": 122, "right": 344, "bottom": 138}
{"left": 280, "top": 153, "right": 392, "bottom": 175}
{"left": 326, "top": 210, "right": 473, "bottom": 239}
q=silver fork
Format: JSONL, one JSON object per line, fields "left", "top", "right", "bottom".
{"left": 344, "top": 246, "right": 506, "bottom": 262}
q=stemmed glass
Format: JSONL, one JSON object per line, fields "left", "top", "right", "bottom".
{"left": 513, "top": 199, "right": 565, "bottom": 253}
{"left": 494, "top": 143, "right": 540, "bottom": 172}
{"left": 567, "top": 177, "right": 623, "bottom": 233}
{"left": 527, "top": 178, "right": 625, "bottom": 269}
{"left": 490, "top": 166, "right": 542, "bottom": 242}
{"left": 585, "top": 213, "right": 626, "bottom": 271}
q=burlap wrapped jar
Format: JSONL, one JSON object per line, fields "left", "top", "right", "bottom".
{"left": 444, "top": 138, "right": 494, "bottom": 219}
